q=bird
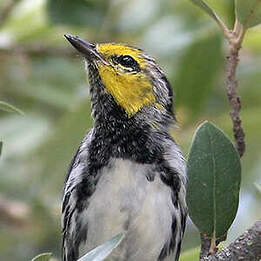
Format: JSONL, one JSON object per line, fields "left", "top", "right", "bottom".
{"left": 62, "top": 34, "right": 187, "bottom": 261}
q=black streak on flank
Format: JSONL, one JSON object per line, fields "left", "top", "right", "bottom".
{"left": 157, "top": 161, "right": 182, "bottom": 261}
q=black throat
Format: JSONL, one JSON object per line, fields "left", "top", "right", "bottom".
{"left": 88, "top": 104, "right": 165, "bottom": 175}
{"left": 87, "top": 62, "right": 168, "bottom": 175}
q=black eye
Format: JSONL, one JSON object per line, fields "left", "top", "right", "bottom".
{"left": 116, "top": 55, "right": 139, "bottom": 70}
{"left": 118, "top": 55, "right": 136, "bottom": 67}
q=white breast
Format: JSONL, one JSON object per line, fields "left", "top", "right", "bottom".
{"left": 78, "top": 158, "right": 176, "bottom": 261}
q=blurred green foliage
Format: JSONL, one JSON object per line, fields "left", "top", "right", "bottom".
{"left": 47, "top": 0, "right": 109, "bottom": 27}
{"left": 175, "top": 32, "right": 222, "bottom": 116}
{"left": 0, "top": 0, "right": 261, "bottom": 260}
{"left": 180, "top": 247, "right": 200, "bottom": 261}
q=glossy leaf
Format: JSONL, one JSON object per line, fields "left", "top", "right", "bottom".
{"left": 47, "top": 0, "right": 109, "bottom": 27}
{"left": 175, "top": 33, "right": 222, "bottom": 117}
{"left": 235, "top": 0, "right": 261, "bottom": 28}
{"left": 31, "top": 253, "right": 52, "bottom": 261}
{"left": 77, "top": 233, "right": 124, "bottom": 261}
{"left": 189, "top": 0, "right": 220, "bottom": 22}
{"left": 0, "top": 101, "right": 24, "bottom": 115}
{"left": 204, "top": 0, "right": 235, "bottom": 28}
{"left": 187, "top": 121, "right": 241, "bottom": 241}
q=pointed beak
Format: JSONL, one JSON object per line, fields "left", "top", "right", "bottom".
{"left": 64, "top": 34, "right": 105, "bottom": 63}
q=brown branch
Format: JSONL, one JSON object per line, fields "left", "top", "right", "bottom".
{"left": 0, "top": 0, "right": 21, "bottom": 27}
{"left": 223, "top": 20, "right": 246, "bottom": 158}
{"left": 201, "top": 219, "right": 261, "bottom": 261}
{"left": 200, "top": 233, "right": 212, "bottom": 259}
{"left": 225, "top": 40, "right": 245, "bottom": 157}
{"left": 200, "top": 234, "right": 224, "bottom": 260}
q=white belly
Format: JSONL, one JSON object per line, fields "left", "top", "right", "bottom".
{"left": 78, "top": 158, "right": 176, "bottom": 261}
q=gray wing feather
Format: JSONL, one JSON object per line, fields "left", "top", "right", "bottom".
{"left": 62, "top": 129, "right": 93, "bottom": 261}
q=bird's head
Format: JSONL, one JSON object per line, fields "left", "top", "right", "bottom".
{"left": 64, "top": 34, "right": 175, "bottom": 126}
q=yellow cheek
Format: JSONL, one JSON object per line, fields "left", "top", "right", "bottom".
{"left": 98, "top": 66, "right": 156, "bottom": 116}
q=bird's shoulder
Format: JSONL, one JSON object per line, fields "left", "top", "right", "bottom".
{"left": 162, "top": 136, "right": 186, "bottom": 183}
{"left": 63, "top": 127, "right": 94, "bottom": 199}
{"left": 65, "top": 129, "right": 93, "bottom": 184}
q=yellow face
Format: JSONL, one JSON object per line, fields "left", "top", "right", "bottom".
{"left": 96, "top": 44, "right": 156, "bottom": 116}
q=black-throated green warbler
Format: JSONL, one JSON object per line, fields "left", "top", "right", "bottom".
{"left": 62, "top": 34, "right": 187, "bottom": 261}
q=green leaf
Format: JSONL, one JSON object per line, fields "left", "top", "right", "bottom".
{"left": 77, "top": 233, "right": 125, "bottom": 261}
{"left": 31, "top": 253, "right": 52, "bottom": 261}
{"left": 204, "top": 0, "right": 235, "bottom": 28}
{"left": 189, "top": 0, "right": 220, "bottom": 22}
{"left": 0, "top": 142, "right": 2, "bottom": 156}
{"left": 175, "top": 33, "right": 222, "bottom": 117}
{"left": 235, "top": 0, "right": 261, "bottom": 28}
{"left": 0, "top": 101, "right": 24, "bottom": 115}
{"left": 46, "top": 0, "right": 109, "bottom": 27}
{"left": 186, "top": 121, "right": 241, "bottom": 241}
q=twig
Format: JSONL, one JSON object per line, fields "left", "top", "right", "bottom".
{"left": 209, "top": 18, "right": 246, "bottom": 158}
{"left": 226, "top": 44, "right": 245, "bottom": 157}
{"left": 225, "top": 22, "right": 246, "bottom": 157}
{"left": 201, "top": 219, "right": 261, "bottom": 260}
